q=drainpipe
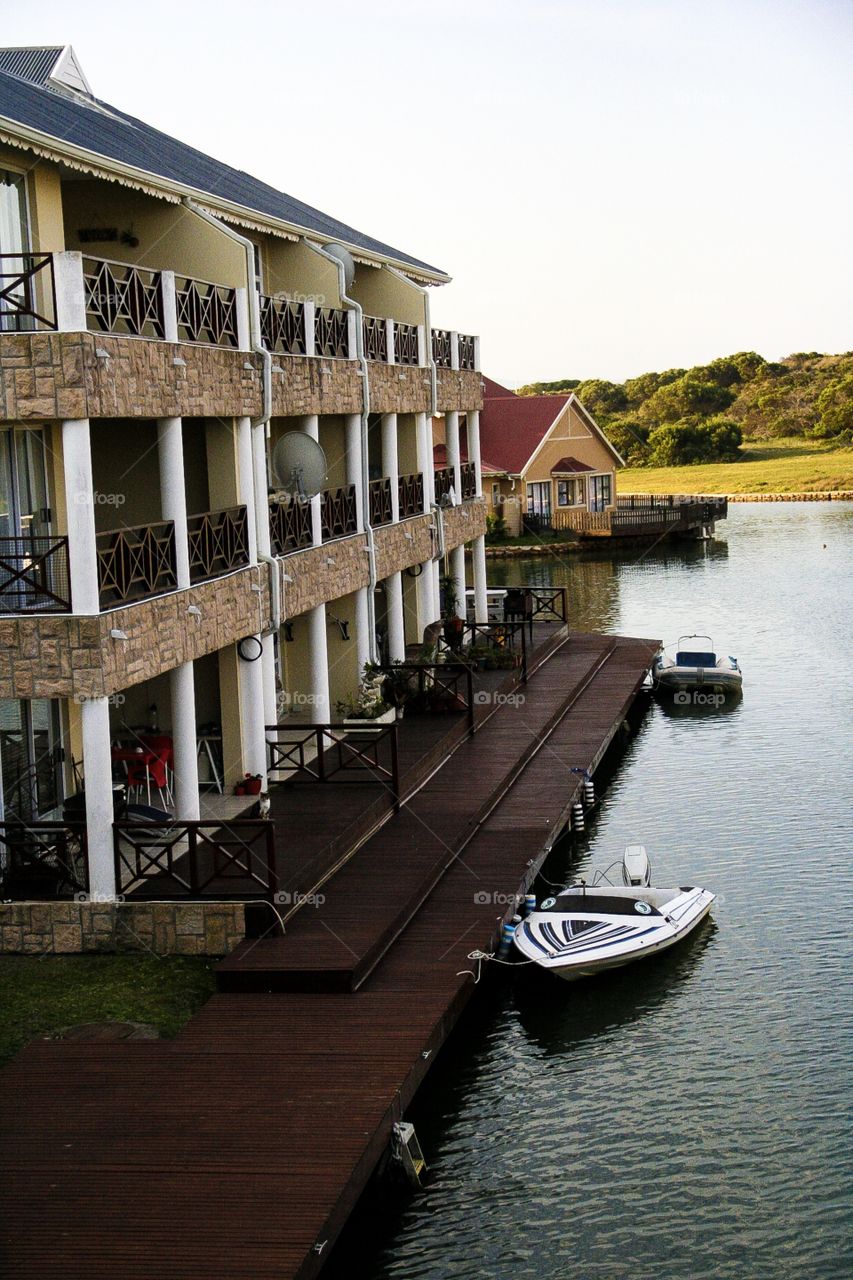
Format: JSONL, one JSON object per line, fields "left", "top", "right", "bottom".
{"left": 302, "top": 237, "right": 379, "bottom": 664}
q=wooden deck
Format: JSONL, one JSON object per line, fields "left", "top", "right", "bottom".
{"left": 0, "top": 629, "right": 658, "bottom": 1280}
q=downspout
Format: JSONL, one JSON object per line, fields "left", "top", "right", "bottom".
{"left": 180, "top": 198, "right": 279, "bottom": 634}
{"left": 301, "top": 237, "right": 379, "bottom": 664}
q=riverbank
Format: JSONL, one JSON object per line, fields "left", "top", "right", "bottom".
{"left": 619, "top": 437, "right": 853, "bottom": 495}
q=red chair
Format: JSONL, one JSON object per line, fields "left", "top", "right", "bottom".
{"left": 125, "top": 751, "right": 170, "bottom": 809}
{"left": 139, "top": 735, "right": 174, "bottom": 805}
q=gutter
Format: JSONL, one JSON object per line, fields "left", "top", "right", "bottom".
{"left": 302, "top": 238, "right": 379, "bottom": 665}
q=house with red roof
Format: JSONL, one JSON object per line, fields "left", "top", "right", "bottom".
{"left": 477, "top": 381, "right": 623, "bottom": 534}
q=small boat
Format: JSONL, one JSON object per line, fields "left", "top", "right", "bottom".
{"left": 653, "top": 634, "right": 742, "bottom": 696}
{"left": 513, "top": 845, "right": 715, "bottom": 981}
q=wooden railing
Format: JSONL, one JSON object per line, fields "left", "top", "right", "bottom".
{"left": 0, "top": 535, "right": 71, "bottom": 613}
{"left": 82, "top": 256, "right": 164, "bottom": 338}
{"left": 455, "top": 621, "right": 528, "bottom": 681}
{"left": 96, "top": 520, "right": 177, "bottom": 608}
{"left": 431, "top": 328, "right": 452, "bottom": 368}
{"left": 460, "top": 460, "right": 478, "bottom": 499}
{"left": 0, "top": 822, "right": 87, "bottom": 899}
{"left": 434, "top": 467, "right": 453, "bottom": 504}
{"left": 266, "top": 723, "right": 400, "bottom": 806}
{"left": 259, "top": 294, "right": 306, "bottom": 354}
{"left": 458, "top": 333, "right": 477, "bottom": 370}
{"left": 398, "top": 472, "right": 424, "bottom": 519}
{"left": 369, "top": 477, "right": 394, "bottom": 526}
{"left": 362, "top": 314, "right": 387, "bottom": 363}
{"left": 321, "top": 485, "right": 358, "bottom": 540}
{"left": 269, "top": 499, "right": 313, "bottom": 555}
{"left": 394, "top": 322, "right": 419, "bottom": 365}
{"left": 187, "top": 506, "right": 250, "bottom": 583}
{"left": 0, "top": 252, "right": 56, "bottom": 331}
{"left": 378, "top": 664, "right": 475, "bottom": 732}
{"left": 114, "top": 819, "right": 277, "bottom": 899}
{"left": 174, "top": 274, "right": 239, "bottom": 347}
{"left": 314, "top": 306, "right": 350, "bottom": 358}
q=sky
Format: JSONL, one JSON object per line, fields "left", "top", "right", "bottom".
{"left": 1, "top": 0, "right": 851, "bottom": 385}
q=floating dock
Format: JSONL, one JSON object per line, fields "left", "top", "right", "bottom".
{"left": 0, "top": 628, "right": 658, "bottom": 1280}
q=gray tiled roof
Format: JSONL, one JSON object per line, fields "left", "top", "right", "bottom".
{"left": 0, "top": 65, "right": 447, "bottom": 280}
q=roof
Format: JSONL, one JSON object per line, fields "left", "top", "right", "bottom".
{"left": 0, "top": 47, "right": 447, "bottom": 282}
{"left": 479, "top": 393, "right": 571, "bottom": 475}
{"left": 551, "top": 456, "right": 595, "bottom": 474}
{"left": 482, "top": 375, "right": 517, "bottom": 399}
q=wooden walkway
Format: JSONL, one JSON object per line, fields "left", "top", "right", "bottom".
{"left": 0, "top": 630, "right": 658, "bottom": 1280}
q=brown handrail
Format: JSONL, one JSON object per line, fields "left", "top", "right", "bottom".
{"left": 96, "top": 520, "right": 177, "bottom": 607}
{"left": 113, "top": 819, "right": 277, "bottom": 899}
{"left": 0, "top": 252, "right": 56, "bottom": 330}
{"left": 265, "top": 723, "right": 400, "bottom": 808}
{"left": 0, "top": 535, "right": 71, "bottom": 612}
{"left": 187, "top": 506, "right": 250, "bottom": 582}
{"left": 269, "top": 499, "right": 313, "bottom": 555}
{"left": 259, "top": 294, "right": 306, "bottom": 355}
{"left": 369, "top": 477, "right": 393, "bottom": 526}
{"left": 82, "top": 256, "right": 164, "bottom": 338}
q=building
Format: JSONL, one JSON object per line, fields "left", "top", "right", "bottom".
{"left": 476, "top": 377, "right": 622, "bottom": 534}
{"left": 0, "top": 45, "right": 486, "bottom": 915}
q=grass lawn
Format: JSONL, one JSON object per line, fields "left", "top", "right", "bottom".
{"left": 0, "top": 953, "right": 216, "bottom": 1067}
{"left": 619, "top": 438, "right": 853, "bottom": 495}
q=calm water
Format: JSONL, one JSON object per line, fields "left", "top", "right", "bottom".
{"left": 335, "top": 504, "right": 853, "bottom": 1280}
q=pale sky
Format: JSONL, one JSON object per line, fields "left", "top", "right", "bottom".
{"left": 2, "top": 0, "right": 851, "bottom": 384}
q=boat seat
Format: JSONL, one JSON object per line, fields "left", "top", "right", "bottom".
{"left": 676, "top": 651, "right": 716, "bottom": 666}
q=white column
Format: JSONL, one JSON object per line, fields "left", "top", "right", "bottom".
{"left": 160, "top": 271, "right": 179, "bottom": 343}
{"left": 415, "top": 411, "right": 433, "bottom": 514}
{"left": 467, "top": 410, "right": 483, "bottom": 499}
{"left": 170, "top": 662, "right": 200, "bottom": 819}
{"left": 303, "top": 299, "right": 316, "bottom": 358}
{"left": 302, "top": 414, "right": 323, "bottom": 546}
{"left": 450, "top": 543, "right": 466, "bottom": 620}
{"left": 238, "top": 653, "right": 268, "bottom": 783}
{"left": 472, "top": 534, "right": 489, "bottom": 624}
{"left": 53, "top": 252, "right": 87, "bottom": 331}
{"left": 62, "top": 418, "right": 99, "bottom": 613}
{"left": 345, "top": 413, "right": 364, "bottom": 531}
{"left": 385, "top": 318, "right": 396, "bottom": 365}
{"left": 386, "top": 572, "right": 406, "bottom": 662}
{"left": 81, "top": 697, "right": 116, "bottom": 899}
{"left": 432, "top": 560, "right": 442, "bottom": 620}
{"left": 236, "top": 417, "right": 258, "bottom": 563}
{"left": 307, "top": 604, "right": 331, "bottom": 723}
{"left": 355, "top": 587, "right": 371, "bottom": 678}
{"left": 445, "top": 411, "right": 461, "bottom": 502}
{"left": 157, "top": 417, "right": 190, "bottom": 588}
{"left": 251, "top": 420, "right": 271, "bottom": 558}
{"left": 381, "top": 413, "right": 400, "bottom": 523}
{"left": 416, "top": 562, "right": 438, "bottom": 631}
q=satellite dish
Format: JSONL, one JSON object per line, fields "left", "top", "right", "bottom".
{"left": 271, "top": 432, "right": 327, "bottom": 499}
{"left": 322, "top": 242, "right": 356, "bottom": 291}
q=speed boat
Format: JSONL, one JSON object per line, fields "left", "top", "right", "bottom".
{"left": 653, "top": 635, "right": 742, "bottom": 696}
{"left": 513, "top": 846, "right": 715, "bottom": 981}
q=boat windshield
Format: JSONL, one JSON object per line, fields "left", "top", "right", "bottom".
{"left": 676, "top": 650, "right": 716, "bottom": 666}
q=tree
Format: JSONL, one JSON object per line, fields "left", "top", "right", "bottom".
{"left": 646, "top": 417, "right": 742, "bottom": 466}
{"left": 624, "top": 368, "right": 684, "bottom": 408}
{"left": 574, "top": 378, "right": 627, "bottom": 421}
{"left": 813, "top": 375, "right": 853, "bottom": 439}
{"left": 640, "top": 373, "right": 736, "bottom": 424}
{"left": 602, "top": 416, "right": 650, "bottom": 465}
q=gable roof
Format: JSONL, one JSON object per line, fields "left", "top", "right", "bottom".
{"left": 482, "top": 375, "right": 517, "bottom": 399}
{"left": 551, "top": 456, "right": 595, "bottom": 474}
{"left": 0, "top": 47, "right": 448, "bottom": 282}
{"left": 480, "top": 388, "right": 623, "bottom": 476}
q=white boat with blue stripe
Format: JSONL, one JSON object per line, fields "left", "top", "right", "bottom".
{"left": 653, "top": 634, "right": 742, "bottom": 695}
{"left": 514, "top": 846, "right": 715, "bottom": 981}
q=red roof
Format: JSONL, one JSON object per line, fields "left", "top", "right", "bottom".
{"left": 433, "top": 441, "right": 468, "bottom": 467}
{"left": 482, "top": 375, "right": 518, "bottom": 399}
{"left": 551, "top": 456, "right": 594, "bottom": 474}
{"left": 479, "top": 393, "right": 570, "bottom": 475}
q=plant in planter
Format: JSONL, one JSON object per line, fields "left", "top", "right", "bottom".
{"left": 378, "top": 661, "right": 414, "bottom": 718}
{"left": 335, "top": 666, "right": 392, "bottom": 722}
{"left": 443, "top": 612, "right": 466, "bottom": 654}
{"left": 236, "top": 772, "right": 263, "bottom": 796}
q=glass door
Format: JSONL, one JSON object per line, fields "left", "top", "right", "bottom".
{"left": 0, "top": 698, "right": 63, "bottom": 820}
{"left": 0, "top": 428, "right": 52, "bottom": 611}
{"left": 589, "top": 474, "right": 612, "bottom": 513}
{"left": 0, "top": 168, "right": 32, "bottom": 332}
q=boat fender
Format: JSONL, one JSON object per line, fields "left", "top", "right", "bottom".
{"left": 523, "top": 893, "right": 537, "bottom": 916}
{"left": 583, "top": 778, "right": 595, "bottom": 807}
{"left": 497, "top": 919, "right": 517, "bottom": 958}
{"left": 571, "top": 802, "right": 585, "bottom": 830}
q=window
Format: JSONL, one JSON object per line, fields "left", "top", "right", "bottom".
{"left": 526, "top": 482, "right": 551, "bottom": 518}
{"left": 557, "top": 480, "right": 570, "bottom": 507}
{"left": 491, "top": 482, "right": 501, "bottom": 508}
{"left": 590, "top": 474, "right": 613, "bottom": 512}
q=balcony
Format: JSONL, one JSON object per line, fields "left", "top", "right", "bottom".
{"left": 314, "top": 306, "right": 350, "bottom": 359}
{"left": 187, "top": 507, "right": 250, "bottom": 584}
{"left": 321, "top": 485, "right": 358, "bottom": 540}
{"left": 394, "top": 322, "right": 419, "bottom": 366}
{"left": 369, "top": 477, "right": 393, "bottom": 527}
{"left": 96, "top": 519, "right": 177, "bottom": 609}
{"left": 0, "top": 535, "right": 71, "bottom": 612}
{"left": 460, "top": 461, "right": 478, "bottom": 500}
{"left": 82, "top": 256, "right": 164, "bottom": 339}
{"left": 269, "top": 498, "right": 313, "bottom": 556}
{"left": 259, "top": 294, "right": 307, "bottom": 355}
{"left": 398, "top": 472, "right": 424, "bottom": 519}
{"left": 434, "top": 467, "right": 452, "bottom": 504}
{"left": 362, "top": 315, "right": 388, "bottom": 363}
{"left": 431, "top": 328, "right": 479, "bottom": 371}
{"left": 0, "top": 253, "right": 57, "bottom": 331}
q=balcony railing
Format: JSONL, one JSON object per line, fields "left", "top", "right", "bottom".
{"left": 114, "top": 819, "right": 276, "bottom": 899}
{"left": 458, "top": 334, "right": 476, "bottom": 370}
{"left": 314, "top": 306, "right": 350, "bottom": 358}
{"left": 460, "top": 460, "right": 478, "bottom": 499}
{"left": 0, "top": 821, "right": 88, "bottom": 899}
{"left": 431, "top": 328, "right": 452, "bottom": 368}
{"left": 0, "top": 253, "right": 57, "bottom": 332}
{"left": 362, "top": 314, "right": 387, "bottom": 363}
{"left": 394, "top": 322, "right": 419, "bottom": 366}
{"left": 434, "top": 467, "right": 453, "bottom": 504}
{"left": 398, "top": 472, "right": 424, "bottom": 519}
{"left": 187, "top": 506, "right": 250, "bottom": 583}
{"left": 321, "top": 485, "right": 358, "bottom": 540}
{"left": 82, "top": 256, "right": 165, "bottom": 339}
{"left": 369, "top": 477, "right": 393, "bottom": 527}
{"left": 175, "top": 274, "right": 239, "bottom": 347}
{"left": 266, "top": 723, "right": 400, "bottom": 805}
{"left": 269, "top": 498, "right": 313, "bottom": 556}
{"left": 96, "top": 520, "right": 177, "bottom": 608}
{"left": 259, "top": 294, "right": 306, "bottom": 355}
{"left": 0, "top": 535, "right": 71, "bottom": 613}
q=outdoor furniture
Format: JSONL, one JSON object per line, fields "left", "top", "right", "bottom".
{"left": 503, "top": 588, "right": 535, "bottom": 639}
{"left": 111, "top": 746, "right": 170, "bottom": 809}
{"left": 139, "top": 734, "right": 175, "bottom": 804}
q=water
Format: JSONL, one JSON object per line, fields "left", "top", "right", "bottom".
{"left": 341, "top": 504, "right": 853, "bottom": 1280}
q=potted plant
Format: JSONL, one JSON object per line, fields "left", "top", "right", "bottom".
{"left": 335, "top": 667, "right": 395, "bottom": 725}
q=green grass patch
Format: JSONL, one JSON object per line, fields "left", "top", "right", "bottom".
{"left": 619, "top": 438, "right": 853, "bottom": 495}
{"left": 0, "top": 953, "right": 216, "bottom": 1066}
